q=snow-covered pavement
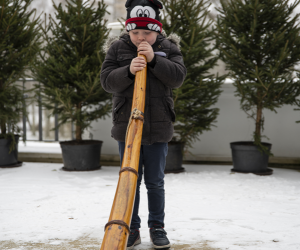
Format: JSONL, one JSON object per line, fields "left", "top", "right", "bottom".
{"left": 0, "top": 163, "right": 300, "bottom": 250}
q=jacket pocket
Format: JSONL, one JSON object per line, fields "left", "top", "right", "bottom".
{"left": 165, "top": 96, "right": 176, "bottom": 122}
{"left": 112, "top": 96, "right": 130, "bottom": 123}
{"left": 150, "top": 97, "right": 175, "bottom": 122}
{"left": 117, "top": 53, "right": 135, "bottom": 67}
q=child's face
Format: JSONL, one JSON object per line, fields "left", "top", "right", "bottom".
{"left": 129, "top": 30, "right": 158, "bottom": 47}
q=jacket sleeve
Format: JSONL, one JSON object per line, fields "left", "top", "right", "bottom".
{"left": 100, "top": 43, "right": 134, "bottom": 93}
{"left": 148, "top": 42, "right": 187, "bottom": 89}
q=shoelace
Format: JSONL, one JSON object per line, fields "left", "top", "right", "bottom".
{"left": 152, "top": 228, "right": 166, "bottom": 238}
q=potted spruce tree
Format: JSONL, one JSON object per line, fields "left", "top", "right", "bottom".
{"left": 216, "top": 0, "right": 300, "bottom": 175}
{"left": 161, "top": 0, "right": 224, "bottom": 173}
{"left": 32, "top": 0, "right": 111, "bottom": 171}
{"left": 0, "top": 0, "right": 41, "bottom": 168}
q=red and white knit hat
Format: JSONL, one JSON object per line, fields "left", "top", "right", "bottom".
{"left": 125, "top": 0, "right": 163, "bottom": 33}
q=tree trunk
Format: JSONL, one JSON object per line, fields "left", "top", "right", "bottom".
{"left": 0, "top": 80, "right": 6, "bottom": 134}
{"left": 0, "top": 119, "right": 6, "bottom": 135}
{"left": 31, "top": 103, "right": 36, "bottom": 136}
{"left": 255, "top": 90, "right": 263, "bottom": 144}
{"left": 75, "top": 103, "right": 82, "bottom": 141}
{"left": 45, "top": 109, "right": 50, "bottom": 138}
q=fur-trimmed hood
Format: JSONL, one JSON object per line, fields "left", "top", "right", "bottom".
{"left": 103, "top": 29, "right": 181, "bottom": 53}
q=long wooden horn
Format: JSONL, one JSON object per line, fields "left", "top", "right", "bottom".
{"left": 100, "top": 54, "right": 147, "bottom": 249}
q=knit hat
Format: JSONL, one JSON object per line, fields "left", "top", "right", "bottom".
{"left": 125, "top": 0, "right": 163, "bottom": 33}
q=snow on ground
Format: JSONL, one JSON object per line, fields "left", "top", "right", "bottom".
{"left": 1, "top": 163, "right": 300, "bottom": 250}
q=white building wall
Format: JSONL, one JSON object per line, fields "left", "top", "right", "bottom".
{"left": 90, "top": 83, "right": 300, "bottom": 162}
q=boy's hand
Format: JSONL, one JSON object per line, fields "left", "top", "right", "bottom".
{"left": 138, "top": 41, "right": 154, "bottom": 62}
{"left": 130, "top": 57, "right": 146, "bottom": 75}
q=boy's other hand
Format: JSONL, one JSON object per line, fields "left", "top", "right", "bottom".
{"left": 130, "top": 57, "right": 147, "bottom": 75}
{"left": 138, "top": 41, "right": 154, "bottom": 62}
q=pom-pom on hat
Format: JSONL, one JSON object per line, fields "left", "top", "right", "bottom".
{"left": 125, "top": 0, "right": 163, "bottom": 33}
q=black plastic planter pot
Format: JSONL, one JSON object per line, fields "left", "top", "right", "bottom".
{"left": 60, "top": 140, "right": 103, "bottom": 171}
{"left": 230, "top": 141, "right": 273, "bottom": 175}
{"left": 0, "top": 135, "right": 22, "bottom": 168}
{"left": 165, "top": 142, "right": 185, "bottom": 174}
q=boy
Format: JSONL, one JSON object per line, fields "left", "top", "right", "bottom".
{"left": 100, "top": 0, "right": 186, "bottom": 249}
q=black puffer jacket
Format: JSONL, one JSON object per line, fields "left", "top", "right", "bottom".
{"left": 100, "top": 32, "right": 186, "bottom": 145}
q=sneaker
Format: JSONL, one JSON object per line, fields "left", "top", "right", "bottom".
{"left": 127, "top": 229, "right": 141, "bottom": 250}
{"left": 149, "top": 227, "right": 171, "bottom": 249}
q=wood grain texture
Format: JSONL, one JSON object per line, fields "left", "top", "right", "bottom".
{"left": 100, "top": 54, "right": 147, "bottom": 250}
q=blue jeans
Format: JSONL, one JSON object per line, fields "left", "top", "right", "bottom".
{"left": 118, "top": 141, "right": 168, "bottom": 229}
